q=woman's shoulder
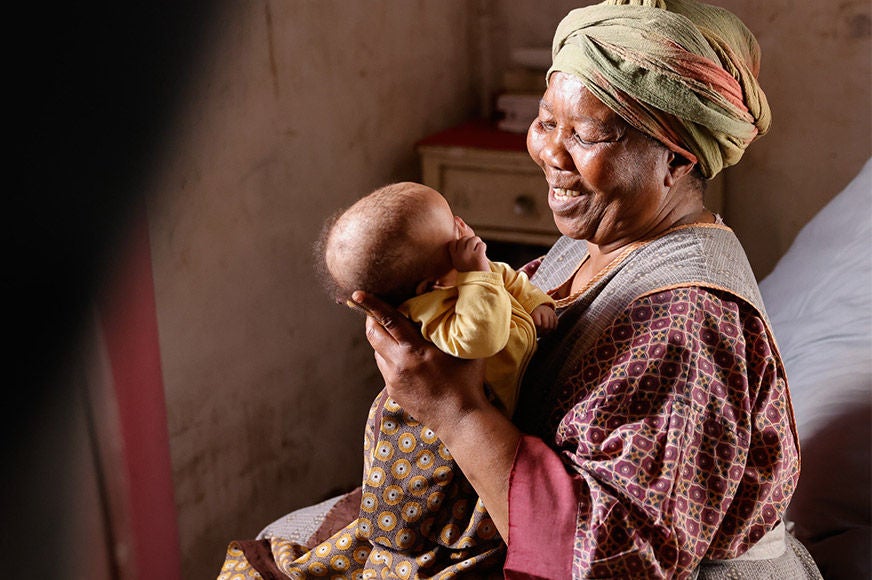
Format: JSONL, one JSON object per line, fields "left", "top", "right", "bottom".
{"left": 623, "top": 285, "right": 771, "bottom": 343}
{"left": 630, "top": 284, "right": 761, "bottom": 317}
{"left": 630, "top": 225, "right": 764, "bottom": 310}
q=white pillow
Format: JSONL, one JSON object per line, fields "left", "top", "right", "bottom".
{"left": 758, "top": 157, "right": 871, "bottom": 579}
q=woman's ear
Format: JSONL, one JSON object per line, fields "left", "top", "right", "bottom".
{"left": 665, "top": 152, "right": 695, "bottom": 187}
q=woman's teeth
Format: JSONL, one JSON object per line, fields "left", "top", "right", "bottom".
{"left": 553, "top": 187, "right": 581, "bottom": 198}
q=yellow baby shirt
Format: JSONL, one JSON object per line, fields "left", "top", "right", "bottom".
{"left": 399, "top": 262, "right": 554, "bottom": 416}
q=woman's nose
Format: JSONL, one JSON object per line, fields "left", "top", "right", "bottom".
{"left": 538, "top": 128, "right": 574, "bottom": 171}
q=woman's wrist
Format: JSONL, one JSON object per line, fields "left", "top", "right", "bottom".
{"left": 442, "top": 402, "right": 521, "bottom": 461}
{"left": 419, "top": 380, "right": 492, "bottom": 438}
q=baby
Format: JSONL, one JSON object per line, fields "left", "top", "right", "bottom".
{"left": 320, "top": 181, "right": 556, "bottom": 416}
{"left": 299, "top": 181, "right": 557, "bottom": 577}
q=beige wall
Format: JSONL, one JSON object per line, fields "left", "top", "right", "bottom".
{"left": 724, "top": 0, "right": 871, "bottom": 277}
{"left": 147, "top": 2, "right": 476, "bottom": 577}
{"left": 147, "top": 1, "right": 870, "bottom": 578}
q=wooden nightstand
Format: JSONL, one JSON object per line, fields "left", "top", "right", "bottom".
{"left": 417, "top": 120, "right": 560, "bottom": 247}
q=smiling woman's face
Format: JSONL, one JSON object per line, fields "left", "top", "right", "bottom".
{"left": 527, "top": 72, "right": 693, "bottom": 250}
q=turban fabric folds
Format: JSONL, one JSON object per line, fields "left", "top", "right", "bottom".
{"left": 548, "top": 0, "right": 770, "bottom": 178}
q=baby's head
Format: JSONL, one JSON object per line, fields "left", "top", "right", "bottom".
{"left": 317, "top": 182, "right": 460, "bottom": 306}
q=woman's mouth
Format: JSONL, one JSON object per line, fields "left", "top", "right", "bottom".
{"left": 548, "top": 186, "right": 585, "bottom": 215}
{"left": 552, "top": 187, "right": 581, "bottom": 199}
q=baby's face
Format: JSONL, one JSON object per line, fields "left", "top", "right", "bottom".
{"left": 410, "top": 186, "right": 465, "bottom": 293}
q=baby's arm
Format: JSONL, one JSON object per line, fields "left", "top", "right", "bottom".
{"left": 531, "top": 303, "right": 558, "bottom": 335}
{"left": 493, "top": 262, "right": 557, "bottom": 333}
{"left": 405, "top": 276, "right": 512, "bottom": 359}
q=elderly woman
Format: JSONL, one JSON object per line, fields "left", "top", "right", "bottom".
{"left": 221, "top": 0, "right": 822, "bottom": 578}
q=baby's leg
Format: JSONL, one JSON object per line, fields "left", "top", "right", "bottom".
{"left": 270, "top": 388, "right": 505, "bottom": 578}
{"left": 356, "top": 389, "right": 505, "bottom": 575}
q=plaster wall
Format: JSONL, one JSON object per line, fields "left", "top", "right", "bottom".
{"left": 147, "top": 3, "right": 476, "bottom": 577}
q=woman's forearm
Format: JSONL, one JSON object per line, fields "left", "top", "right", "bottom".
{"left": 428, "top": 400, "right": 522, "bottom": 542}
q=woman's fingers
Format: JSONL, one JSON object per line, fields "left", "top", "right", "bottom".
{"left": 352, "top": 290, "right": 422, "bottom": 347}
{"left": 352, "top": 290, "right": 488, "bottom": 429}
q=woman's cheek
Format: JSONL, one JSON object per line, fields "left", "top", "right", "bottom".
{"left": 526, "top": 127, "right": 544, "bottom": 168}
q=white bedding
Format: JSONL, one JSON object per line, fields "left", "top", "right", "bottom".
{"left": 758, "top": 157, "right": 872, "bottom": 579}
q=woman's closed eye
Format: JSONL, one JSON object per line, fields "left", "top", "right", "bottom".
{"left": 573, "top": 131, "right": 597, "bottom": 145}
{"left": 573, "top": 128, "right": 622, "bottom": 146}
{"left": 537, "top": 118, "right": 557, "bottom": 132}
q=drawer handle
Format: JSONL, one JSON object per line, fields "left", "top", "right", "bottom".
{"left": 513, "top": 195, "right": 536, "bottom": 216}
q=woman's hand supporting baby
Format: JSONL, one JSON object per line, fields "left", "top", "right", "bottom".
{"left": 352, "top": 289, "right": 521, "bottom": 542}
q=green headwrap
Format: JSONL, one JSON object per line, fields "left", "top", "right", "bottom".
{"left": 549, "top": 0, "right": 771, "bottom": 178}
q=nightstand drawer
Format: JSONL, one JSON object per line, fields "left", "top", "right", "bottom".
{"left": 441, "top": 165, "right": 556, "bottom": 242}
{"left": 419, "top": 146, "right": 560, "bottom": 246}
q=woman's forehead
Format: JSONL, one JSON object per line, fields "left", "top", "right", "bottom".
{"left": 543, "top": 72, "right": 622, "bottom": 126}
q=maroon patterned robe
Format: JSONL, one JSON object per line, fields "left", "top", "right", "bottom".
{"left": 506, "top": 225, "right": 801, "bottom": 579}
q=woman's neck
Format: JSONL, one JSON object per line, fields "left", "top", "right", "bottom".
{"left": 568, "top": 208, "right": 714, "bottom": 297}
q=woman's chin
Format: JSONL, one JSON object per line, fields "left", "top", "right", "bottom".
{"left": 548, "top": 192, "right": 590, "bottom": 239}
{"left": 553, "top": 216, "right": 592, "bottom": 240}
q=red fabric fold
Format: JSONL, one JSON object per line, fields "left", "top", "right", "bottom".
{"left": 505, "top": 435, "right": 578, "bottom": 579}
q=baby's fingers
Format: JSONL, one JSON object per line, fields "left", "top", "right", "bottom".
{"left": 455, "top": 216, "right": 475, "bottom": 238}
{"left": 460, "top": 235, "right": 486, "bottom": 255}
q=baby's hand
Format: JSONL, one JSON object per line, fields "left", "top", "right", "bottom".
{"left": 532, "top": 304, "right": 557, "bottom": 336}
{"left": 449, "top": 233, "right": 490, "bottom": 273}
{"left": 454, "top": 216, "right": 475, "bottom": 238}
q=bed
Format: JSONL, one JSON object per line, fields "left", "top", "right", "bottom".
{"left": 757, "top": 157, "right": 872, "bottom": 578}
